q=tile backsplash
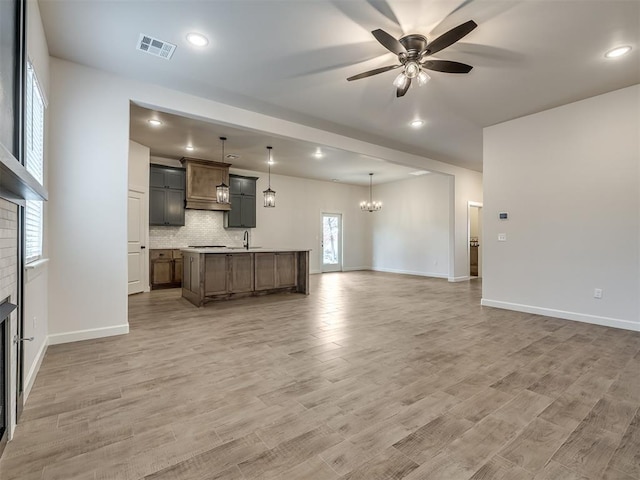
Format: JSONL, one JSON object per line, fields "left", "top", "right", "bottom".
{"left": 149, "top": 210, "right": 246, "bottom": 248}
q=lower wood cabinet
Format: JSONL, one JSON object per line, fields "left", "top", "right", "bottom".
{"left": 254, "top": 252, "right": 297, "bottom": 290}
{"left": 230, "top": 254, "right": 254, "bottom": 293}
{"left": 150, "top": 249, "right": 183, "bottom": 289}
{"left": 276, "top": 252, "right": 297, "bottom": 287}
{"left": 205, "top": 255, "right": 228, "bottom": 295}
{"left": 205, "top": 254, "right": 254, "bottom": 295}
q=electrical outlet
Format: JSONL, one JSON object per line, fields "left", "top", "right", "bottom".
{"left": 498, "top": 233, "right": 507, "bottom": 241}
{"left": 594, "top": 288, "right": 603, "bottom": 299}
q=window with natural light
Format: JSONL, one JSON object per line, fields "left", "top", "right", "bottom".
{"left": 25, "top": 62, "right": 45, "bottom": 263}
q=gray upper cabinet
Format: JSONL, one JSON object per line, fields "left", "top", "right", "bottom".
{"left": 150, "top": 164, "right": 185, "bottom": 226}
{"left": 226, "top": 174, "right": 258, "bottom": 228}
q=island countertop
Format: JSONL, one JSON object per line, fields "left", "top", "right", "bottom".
{"left": 181, "top": 247, "right": 311, "bottom": 254}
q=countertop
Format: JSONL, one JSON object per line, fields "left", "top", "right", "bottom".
{"left": 181, "top": 247, "right": 311, "bottom": 253}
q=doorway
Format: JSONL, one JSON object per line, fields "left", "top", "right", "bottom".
{"left": 322, "top": 213, "right": 342, "bottom": 273}
{"left": 468, "top": 202, "right": 482, "bottom": 278}
{"left": 127, "top": 188, "right": 147, "bottom": 294}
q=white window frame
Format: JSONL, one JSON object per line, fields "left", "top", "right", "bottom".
{"left": 25, "top": 60, "right": 46, "bottom": 264}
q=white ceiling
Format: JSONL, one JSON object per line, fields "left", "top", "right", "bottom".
{"left": 129, "top": 103, "right": 422, "bottom": 185}
{"left": 40, "top": 0, "right": 639, "bottom": 174}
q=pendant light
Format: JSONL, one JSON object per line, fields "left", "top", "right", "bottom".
{"left": 263, "top": 146, "right": 276, "bottom": 208}
{"left": 360, "top": 173, "right": 382, "bottom": 212}
{"left": 215, "top": 136, "right": 230, "bottom": 204}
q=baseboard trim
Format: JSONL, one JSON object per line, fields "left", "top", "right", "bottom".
{"left": 371, "top": 267, "right": 448, "bottom": 279}
{"left": 342, "top": 266, "right": 372, "bottom": 272}
{"left": 480, "top": 299, "right": 640, "bottom": 332}
{"left": 48, "top": 324, "right": 130, "bottom": 345}
{"left": 24, "top": 337, "right": 48, "bottom": 400}
{"left": 448, "top": 275, "right": 470, "bottom": 283}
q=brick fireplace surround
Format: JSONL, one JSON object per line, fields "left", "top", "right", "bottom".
{"left": 0, "top": 197, "right": 17, "bottom": 455}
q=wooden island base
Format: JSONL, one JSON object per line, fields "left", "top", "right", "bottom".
{"left": 181, "top": 249, "right": 310, "bottom": 307}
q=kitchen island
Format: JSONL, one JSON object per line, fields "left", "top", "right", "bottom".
{"left": 181, "top": 248, "right": 310, "bottom": 307}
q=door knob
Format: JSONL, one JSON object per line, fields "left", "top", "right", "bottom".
{"left": 14, "top": 335, "right": 34, "bottom": 344}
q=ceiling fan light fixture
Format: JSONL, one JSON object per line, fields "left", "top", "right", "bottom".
{"left": 393, "top": 72, "right": 408, "bottom": 89}
{"left": 605, "top": 45, "right": 631, "bottom": 58}
{"left": 417, "top": 70, "right": 431, "bottom": 86}
{"left": 405, "top": 61, "right": 420, "bottom": 79}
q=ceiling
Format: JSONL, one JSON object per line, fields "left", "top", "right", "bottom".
{"left": 130, "top": 104, "right": 423, "bottom": 185}
{"left": 40, "top": 0, "right": 639, "bottom": 174}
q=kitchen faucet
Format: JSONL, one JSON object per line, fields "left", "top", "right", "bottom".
{"left": 243, "top": 230, "right": 249, "bottom": 250}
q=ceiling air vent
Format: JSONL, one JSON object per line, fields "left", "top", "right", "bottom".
{"left": 137, "top": 34, "right": 176, "bottom": 60}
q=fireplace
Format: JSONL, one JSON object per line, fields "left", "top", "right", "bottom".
{"left": 0, "top": 198, "right": 19, "bottom": 456}
{"left": 0, "top": 300, "right": 15, "bottom": 457}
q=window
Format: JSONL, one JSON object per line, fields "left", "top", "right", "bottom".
{"left": 25, "top": 62, "right": 45, "bottom": 263}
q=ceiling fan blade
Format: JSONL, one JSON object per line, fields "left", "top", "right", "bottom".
{"left": 426, "top": 20, "right": 478, "bottom": 56}
{"left": 422, "top": 60, "right": 473, "bottom": 74}
{"left": 347, "top": 64, "right": 401, "bottom": 81}
{"left": 396, "top": 77, "right": 411, "bottom": 97}
{"left": 371, "top": 29, "right": 406, "bottom": 55}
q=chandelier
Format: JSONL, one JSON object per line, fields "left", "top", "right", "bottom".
{"left": 360, "top": 173, "right": 382, "bottom": 212}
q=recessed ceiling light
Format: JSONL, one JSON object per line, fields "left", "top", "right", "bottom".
{"left": 148, "top": 119, "right": 162, "bottom": 126}
{"left": 409, "top": 170, "right": 430, "bottom": 176}
{"left": 186, "top": 33, "right": 209, "bottom": 47}
{"left": 313, "top": 148, "right": 324, "bottom": 159}
{"left": 409, "top": 119, "right": 425, "bottom": 128}
{"left": 332, "top": 179, "right": 340, "bottom": 182}
{"left": 185, "top": 145, "right": 194, "bottom": 151}
{"left": 605, "top": 45, "right": 632, "bottom": 58}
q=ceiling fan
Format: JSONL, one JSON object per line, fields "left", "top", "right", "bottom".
{"left": 347, "top": 20, "right": 477, "bottom": 97}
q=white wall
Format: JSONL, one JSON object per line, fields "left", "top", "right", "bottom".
{"left": 483, "top": 85, "right": 640, "bottom": 331}
{"left": 243, "top": 169, "right": 371, "bottom": 273}
{"left": 23, "top": 0, "right": 50, "bottom": 399}
{"left": 48, "top": 62, "right": 130, "bottom": 343}
{"left": 128, "top": 140, "right": 149, "bottom": 189}
{"left": 48, "top": 57, "right": 482, "bottom": 342}
{"left": 371, "top": 174, "right": 450, "bottom": 277}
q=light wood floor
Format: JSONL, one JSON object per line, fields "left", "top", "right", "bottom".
{"left": 1, "top": 272, "right": 639, "bottom": 480}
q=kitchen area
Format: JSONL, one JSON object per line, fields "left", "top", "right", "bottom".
{"left": 142, "top": 146, "right": 310, "bottom": 306}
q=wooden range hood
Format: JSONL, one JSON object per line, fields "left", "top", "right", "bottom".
{"left": 180, "top": 157, "right": 231, "bottom": 211}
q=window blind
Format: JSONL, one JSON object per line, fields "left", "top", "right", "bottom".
{"left": 25, "top": 62, "right": 45, "bottom": 263}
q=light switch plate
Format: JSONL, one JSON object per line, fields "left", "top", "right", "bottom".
{"left": 498, "top": 233, "right": 507, "bottom": 241}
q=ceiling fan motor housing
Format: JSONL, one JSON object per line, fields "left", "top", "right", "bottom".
{"left": 399, "top": 34, "right": 429, "bottom": 59}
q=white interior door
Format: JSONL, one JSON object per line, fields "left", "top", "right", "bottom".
{"left": 128, "top": 188, "right": 146, "bottom": 294}
{"left": 322, "top": 213, "right": 342, "bottom": 272}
